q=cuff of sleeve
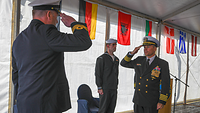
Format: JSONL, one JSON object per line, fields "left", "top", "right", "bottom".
{"left": 71, "top": 22, "right": 88, "bottom": 33}
{"left": 127, "top": 52, "right": 134, "bottom": 57}
{"left": 158, "top": 100, "right": 166, "bottom": 105}
{"left": 159, "top": 94, "right": 168, "bottom": 105}
{"left": 123, "top": 52, "right": 134, "bottom": 62}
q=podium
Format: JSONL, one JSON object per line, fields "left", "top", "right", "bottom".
{"left": 158, "top": 79, "right": 173, "bottom": 113}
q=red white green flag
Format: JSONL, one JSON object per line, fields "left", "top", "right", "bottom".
{"left": 145, "top": 20, "right": 152, "bottom": 36}
{"left": 117, "top": 11, "right": 131, "bottom": 45}
{"left": 164, "top": 26, "right": 175, "bottom": 54}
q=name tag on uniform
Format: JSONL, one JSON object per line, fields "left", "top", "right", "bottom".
{"left": 137, "top": 64, "right": 141, "bottom": 66}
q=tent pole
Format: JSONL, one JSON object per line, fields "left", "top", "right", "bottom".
{"left": 156, "top": 20, "right": 162, "bottom": 58}
{"left": 163, "top": 22, "right": 200, "bottom": 37}
{"left": 104, "top": 8, "right": 110, "bottom": 52}
{"left": 9, "top": 0, "right": 21, "bottom": 113}
{"left": 88, "top": 0, "right": 159, "bottom": 22}
{"left": 183, "top": 34, "right": 190, "bottom": 104}
{"left": 162, "top": 0, "right": 200, "bottom": 22}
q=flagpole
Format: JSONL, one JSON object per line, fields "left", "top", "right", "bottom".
{"left": 156, "top": 20, "right": 162, "bottom": 58}
{"left": 183, "top": 33, "right": 190, "bottom": 104}
{"left": 104, "top": 8, "right": 110, "bottom": 52}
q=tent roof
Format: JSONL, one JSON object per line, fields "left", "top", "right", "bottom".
{"left": 89, "top": 0, "right": 200, "bottom": 36}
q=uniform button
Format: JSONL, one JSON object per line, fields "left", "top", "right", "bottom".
{"left": 146, "top": 79, "right": 148, "bottom": 81}
{"left": 146, "top": 85, "right": 148, "bottom": 87}
{"left": 146, "top": 91, "right": 148, "bottom": 93}
{"left": 139, "top": 83, "right": 141, "bottom": 85}
{"left": 140, "top": 77, "right": 142, "bottom": 79}
{"left": 138, "top": 89, "right": 140, "bottom": 91}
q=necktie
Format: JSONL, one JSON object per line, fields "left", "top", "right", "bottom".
{"left": 146, "top": 59, "right": 150, "bottom": 68}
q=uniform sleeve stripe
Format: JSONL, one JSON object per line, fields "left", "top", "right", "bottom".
{"left": 124, "top": 55, "right": 131, "bottom": 62}
{"left": 160, "top": 94, "right": 168, "bottom": 102}
{"left": 72, "top": 24, "right": 88, "bottom": 33}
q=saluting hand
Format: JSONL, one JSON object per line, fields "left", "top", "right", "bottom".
{"left": 130, "top": 45, "right": 143, "bottom": 55}
{"left": 60, "top": 13, "right": 76, "bottom": 27}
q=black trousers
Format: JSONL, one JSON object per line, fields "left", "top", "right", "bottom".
{"left": 99, "top": 89, "right": 117, "bottom": 113}
{"left": 134, "top": 104, "right": 158, "bottom": 113}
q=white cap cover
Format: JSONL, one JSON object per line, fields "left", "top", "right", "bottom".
{"left": 106, "top": 39, "right": 117, "bottom": 44}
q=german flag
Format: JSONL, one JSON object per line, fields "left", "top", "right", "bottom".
{"left": 79, "top": 0, "right": 98, "bottom": 40}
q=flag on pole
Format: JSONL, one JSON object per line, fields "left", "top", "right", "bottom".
{"left": 79, "top": 0, "right": 98, "bottom": 40}
{"left": 145, "top": 20, "right": 152, "bottom": 36}
{"left": 117, "top": 11, "right": 131, "bottom": 45}
{"left": 191, "top": 35, "right": 197, "bottom": 56}
{"left": 164, "top": 26, "right": 175, "bottom": 54}
{"left": 179, "top": 31, "right": 186, "bottom": 54}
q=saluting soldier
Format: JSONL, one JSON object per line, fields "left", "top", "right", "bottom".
{"left": 120, "top": 36, "right": 170, "bottom": 113}
{"left": 12, "top": 0, "right": 92, "bottom": 113}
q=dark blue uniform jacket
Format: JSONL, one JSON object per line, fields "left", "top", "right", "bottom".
{"left": 12, "top": 19, "right": 92, "bottom": 113}
{"left": 95, "top": 52, "right": 119, "bottom": 90}
{"left": 120, "top": 53, "right": 170, "bottom": 107}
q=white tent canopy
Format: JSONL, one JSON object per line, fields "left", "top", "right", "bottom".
{"left": 0, "top": 0, "right": 200, "bottom": 113}
{"left": 95, "top": 0, "right": 200, "bottom": 36}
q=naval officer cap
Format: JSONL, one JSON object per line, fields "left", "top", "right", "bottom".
{"left": 28, "top": 0, "right": 61, "bottom": 13}
{"left": 106, "top": 39, "right": 117, "bottom": 44}
{"left": 142, "top": 36, "right": 160, "bottom": 47}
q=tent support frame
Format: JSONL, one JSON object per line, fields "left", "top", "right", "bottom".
{"left": 88, "top": 0, "right": 200, "bottom": 37}
{"left": 9, "top": 0, "right": 21, "bottom": 113}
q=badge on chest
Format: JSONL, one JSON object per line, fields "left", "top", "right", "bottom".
{"left": 151, "top": 66, "right": 161, "bottom": 80}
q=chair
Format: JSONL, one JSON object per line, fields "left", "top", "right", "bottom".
{"left": 77, "top": 84, "right": 99, "bottom": 113}
{"left": 14, "top": 104, "right": 18, "bottom": 113}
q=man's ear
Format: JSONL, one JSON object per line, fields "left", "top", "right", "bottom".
{"left": 154, "top": 46, "right": 157, "bottom": 51}
{"left": 106, "top": 44, "right": 110, "bottom": 48}
{"left": 46, "top": 11, "right": 51, "bottom": 20}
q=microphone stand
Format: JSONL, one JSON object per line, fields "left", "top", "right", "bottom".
{"left": 170, "top": 73, "right": 189, "bottom": 113}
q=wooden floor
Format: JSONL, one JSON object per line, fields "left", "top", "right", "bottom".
{"left": 171, "top": 101, "right": 200, "bottom": 113}
{"left": 116, "top": 100, "right": 200, "bottom": 113}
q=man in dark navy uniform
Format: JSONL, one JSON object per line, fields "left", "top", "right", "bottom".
{"left": 120, "top": 36, "right": 170, "bottom": 113}
{"left": 95, "top": 39, "right": 119, "bottom": 113}
{"left": 12, "top": 0, "right": 92, "bottom": 113}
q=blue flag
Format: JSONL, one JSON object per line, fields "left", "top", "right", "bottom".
{"left": 179, "top": 31, "right": 186, "bottom": 54}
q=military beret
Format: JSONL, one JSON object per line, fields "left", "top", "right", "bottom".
{"left": 142, "top": 36, "right": 160, "bottom": 47}
{"left": 28, "top": 0, "right": 61, "bottom": 13}
{"left": 106, "top": 39, "right": 117, "bottom": 44}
